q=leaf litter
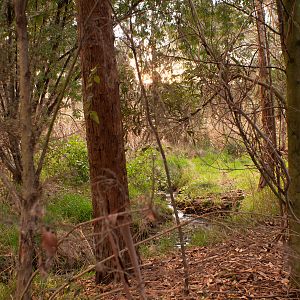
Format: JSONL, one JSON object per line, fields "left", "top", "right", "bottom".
{"left": 75, "top": 222, "right": 300, "bottom": 299}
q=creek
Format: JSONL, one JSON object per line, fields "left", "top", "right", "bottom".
{"left": 164, "top": 192, "right": 209, "bottom": 247}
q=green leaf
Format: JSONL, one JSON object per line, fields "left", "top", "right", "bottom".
{"left": 34, "top": 14, "right": 44, "bottom": 27}
{"left": 93, "top": 75, "right": 100, "bottom": 84}
{"left": 128, "top": 52, "right": 133, "bottom": 59}
{"left": 89, "top": 111, "right": 100, "bottom": 124}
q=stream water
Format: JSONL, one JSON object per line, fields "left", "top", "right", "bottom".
{"left": 164, "top": 193, "right": 209, "bottom": 246}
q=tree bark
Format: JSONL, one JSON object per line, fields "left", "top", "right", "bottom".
{"left": 254, "top": 0, "right": 277, "bottom": 189}
{"left": 14, "top": 1, "right": 39, "bottom": 299}
{"left": 281, "top": 0, "right": 300, "bottom": 287}
{"left": 76, "top": 0, "right": 131, "bottom": 283}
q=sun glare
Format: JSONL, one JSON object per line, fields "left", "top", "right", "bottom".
{"left": 142, "top": 74, "right": 153, "bottom": 86}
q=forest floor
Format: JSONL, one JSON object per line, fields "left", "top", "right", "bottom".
{"left": 74, "top": 222, "right": 300, "bottom": 300}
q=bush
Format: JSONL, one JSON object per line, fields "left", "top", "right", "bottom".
{"left": 156, "top": 154, "right": 190, "bottom": 191}
{"left": 127, "top": 148, "right": 158, "bottom": 199}
{"left": 127, "top": 147, "right": 190, "bottom": 199}
{"left": 46, "top": 193, "right": 92, "bottom": 224}
{"left": 224, "top": 141, "right": 246, "bottom": 158}
{"left": 43, "top": 135, "right": 89, "bottom": 184}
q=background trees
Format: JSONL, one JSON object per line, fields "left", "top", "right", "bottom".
{"left": 0, "top": 0, "right": 78, "bottom": 186}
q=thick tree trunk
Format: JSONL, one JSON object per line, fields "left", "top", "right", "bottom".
{"left": 254, "top": 0, "right": 277, "bottom": 189}
{"left": 76, "top": 0, "right": 131, "bottom": 283}
{"left": 281, "top": 0, "right": 300, "bottom": 286}
{"left": 14, "top": 1, "right": 38, "bottom": 299}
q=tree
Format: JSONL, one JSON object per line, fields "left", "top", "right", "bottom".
{"left": 279, "top": 0, "right": 300, "bottom": 286}
{"left": 76, "top": 0, "right": 133, "bottom": 283}
{"left": 254, "top": 0, "right": 277, "bottom": 189}
{"left": 0, "top": 1, "right": 79, "bottom": 298}
{"left": 0, "top": 0, "right": 77, "bottom": 185}
{"left": 14, "top": 1, "right": 37, "bottom": 298}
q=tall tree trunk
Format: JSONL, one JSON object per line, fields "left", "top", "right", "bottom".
{"left": 76, "top": 0, "right": 131, "bottom": 283}
{"left": 254, "top": 0, "right": 277, "bottom": 189}
{"left": 281, "top": 0, "right": 300, "bottom": 287}
{"left": 14, "top": 1, "right": 39, "bottom": 299}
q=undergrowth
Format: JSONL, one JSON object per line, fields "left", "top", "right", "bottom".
{"left": 42, "top": 135, "right": 89, "bottom": 185}
{"left": 190, "top": 226, "right": 225, "bottom": 247}
{"left": 0, "top": 137, "right": 282, "bottom": 278}
{"left": 46, "top": 193, "right": 92, "bottom": 224}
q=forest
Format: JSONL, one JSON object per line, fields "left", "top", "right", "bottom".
{"left": 0, "top": 0, "right": 300, "bottom": 299}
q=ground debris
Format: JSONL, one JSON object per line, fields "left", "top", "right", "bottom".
{"left": 76, "top": 223, "right": 300, "bottom": 299}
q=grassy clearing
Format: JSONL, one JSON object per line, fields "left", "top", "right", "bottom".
{"left": 175, "top": 151, "right": 257, "bottom": 206}
{"left": 126, "top": 147, "right": 278, "bottom": 256}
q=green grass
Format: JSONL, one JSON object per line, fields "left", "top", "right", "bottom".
{"left": 0, "top": 282, "right": 13, "bottom": 300}
{"left": 46, "top": 193, "right": 92, "bottom": 224}
{"left": 175, "top": 151, "right": 256, "bottom": 204}
{"left": 0, "top": 202, "right": 19, "bottom": 253}
{"left": 0, "top": 224, "right": 19, "bottom": 253}
{"left": 239, "top": 187, "right": 280, "bottom": 216}
{"left": 139, "top": 232, "right": 177, "bottom": 258}
{"left": 190, "top": 226, "right": 224, "bottom": 247}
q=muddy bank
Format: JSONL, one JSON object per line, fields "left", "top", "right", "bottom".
{"left": 175, "top": 189, "right": 245, "bottom": 216}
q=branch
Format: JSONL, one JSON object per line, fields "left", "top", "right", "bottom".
{"left": 35, "top": 0, "right": 101, "bottom": 178}
{"left": 0, "top": 169, "right": 20, "bottom": 208}
{"left": 237, "top": 73, "right": 286, "bottom": 106}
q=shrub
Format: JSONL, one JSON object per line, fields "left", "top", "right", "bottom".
{"left": 224, "top": 141, "right": 246, "bottom": 158}
{"left": 127, "top": 148, "right": 158, "bottom": 199}
{"left": 127, "top": 147, "right": 191, "bottom": 199}
{"left": 156, "top": 154, "right": 190, "bottom": 191}
{"left": 43, "top": 135, "right": 89, "bottom": 184}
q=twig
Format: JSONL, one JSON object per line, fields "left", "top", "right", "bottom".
{"left": 119, "top": 15, "right": 190, "bottom": 295}
{"left": 48, "top": 210, "right": 232, "bottom": 299}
